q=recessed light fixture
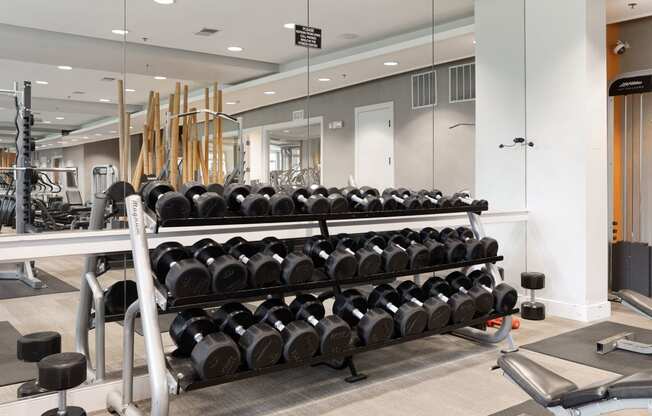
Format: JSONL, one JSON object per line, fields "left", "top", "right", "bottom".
{"left": 71, "top": 139, "right": 79, "bottom": 142}
{"left": 111, "top": 29, "right": 129, "bottom": 35}
{"left": 318, "top": 77, "right": 331, "bottom": 82}
{"left": 263, "top": 91, "right": 276, "bottom": 95}
{"left": 35, "top": 80, "right": 49, "bottom": 85}
{"left": 83, "top": 136, "right": 89, "bottom": 139}
{"left": 284, "top": 23, "right": 296, "bottom": 29}
{"left": 125, "top": 88, "right": 136, "bottom": 92}
{"left": 154, "top": 76, "right": 167, "bottom": 80}
{"left": 283, "top": 130, "right": 290, "bottom": 133}
{"left": 109, "top": 130, "right": 117, "bottom": 134}
{"left": 225, "top": 101, "right": 237, "bottom": 105}
{"left": 99, "top": 98, "right": 111, "bottom": 102}
{"left": 154, "top": 0, "right": 175, "bottom": 4}
{"left": 95, "top": 133, "right": 102, "bottom": 136}
{"left": 43, "top": 120, "right": 51, "bottom": 124}
{"left": 57, "top": 65, "right": 73, "bottom": 70}
{"left": 383, "top": 61, "right": 399, "bottom": 66}
{"left": 55, "top": 117, "right": 65, "bottom": 120}
{"left": 130, "top": 126, "right": 133, "bottom": 129}
{"left": 57, "top": 141, "right": 65, "bottom": 145}
{"left": 227, "top": 46, "right": 243, "bottom": 52}
{"left": 472, "top": 39, "right": 476, "bottom": 44}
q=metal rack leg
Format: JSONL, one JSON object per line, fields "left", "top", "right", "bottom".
{"left": 343, "top": 356, "right": 367, "bottom": 383}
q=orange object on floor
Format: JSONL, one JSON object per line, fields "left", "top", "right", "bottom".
{"left": 486, "top": 317, "right": 520, "bottom": 329}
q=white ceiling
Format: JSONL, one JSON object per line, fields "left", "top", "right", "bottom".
{"left": 607, "top": 0, "right": 652, "bottom": 23}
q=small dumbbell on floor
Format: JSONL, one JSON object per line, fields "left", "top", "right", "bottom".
{"left": 151, "top": 242, "right": 211, "bottom": 298}
{"left": 16, "top": 331, "right": 61, "bottom": 398}
{"left": 141, "top": 180, "right": 191, "bottom": 221}
{"left": 38, "top": 352, "right": 87, "bottom": 416}
{"left": 521, "top": 272, "right": 545, "bottom": 320}
{"left": 169, "top": 309, "right": 241, "bottom": 379}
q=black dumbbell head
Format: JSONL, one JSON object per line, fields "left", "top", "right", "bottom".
{"left": 241, "top": 194, "right": 270, "bottom": 216}
{"left": 191, "top": 332, "right": 241, "bottom": 379}
{"left": 38, "top": 352, "right": 87, "bottom": 391}
{"left": 382, "top": 244, "right": 410, "bottom": 272}
{"left": 314, "top": 315, "right": 352, "bottom": 354}
{"left": 468, "top": 270, "right": 494, "bottom": 288}
{"left": 269, "top": 193, "right": 295, "bottom": 215}
{"left": 308, "top": 184, "right": 329, "bottom": 196}
{"left": 151, "top": 242, "right": 187, "bottom": 279}
{"left": 224, "top": 183, "right": 250, "bottom": 211}
{"left": 421, "top": 297, "right": 452, "bottom": 331}
{"left": 280, "top": 320, "right": 320, "bottom": 362}
{"left": 328, "top": 193, "right": 349, "bottom": 213}
{"left": 165, "top": 258, "right": 212, "bottom": 298}
{"left": 156, "top": 191, "right": 191, "bottom": 221}
{"left": 521, "top": 272, "right": 545, "bottom": 290}
{"left": 104, "top": 280, "right": 138, "bottom": 315}
{"left": 142, "top": 180, "right": 172, "bottom": 207}
{"left": 239, "top": 322, "right": 283, "bottom": 369}
{"left": 333, "top": 289, "right": 367, "bottom": 326}
{"left": 360, "top": 186, "right": 380, "bottom": 197}
{"left": 493, "top": 283, "right": 518, "bottom": 313}
{"left": 423, "top": 239, "right": 447, "bottom": 265}
{"left": 207, "top": 183, "right": 224, "bottom": 195}
{"left": 448, "top": 293, "right": 476, "bottom": 324}
{"left": 355, "top": 247, "right": 382, "bottom": 276}
{"left": 420, "top": 227, "right": 439, "bottom": 241}
{"left": 357, "top": 308, "right": 394, "bottom": 345}
{"left": 466, "top": 285, "right": 493, "bottom": 315}
{"left": 392, "top": 235, "right": 430, "bottom": 269}
{"left": 194, "top": 192, "right": 227, "bottom": 218}
{"left": 305, "top": 195, "right": 329, "bottom": 214}
{"left": 402, "top": 195, "right": 422, "bottom": 210}
{"left": 394, "top": 302, "right": 428, "bottom": 336}
{"left": 481, "top": 237, "right": 499, "bottom": 257}
{"left": 521, "top": 301, "right": 546, "bottom": 320}
{"left": 280, "top": 252, "right": 314, "bottom": 284}
{"left": 418, "top": 196, "right": 435, "bottom": 209}
{"left": 325, "top": 248, "right": 357, "bottom": 279}
{"left": 380, "top": 195, "right": 400, "bottom": 211}
{"left": 169, "top": 309, "right": 216, "bottom": 355}
{"left": 208, "top": 256, "right": 248, "bottom": 293}
{"left": 246, "top": 252, "right": 281, "bottom": 287}
{"left": 106, "top": 181, "right": 135, "bottom": 203}
{"left": 17, "top": 332, "right": 61, "bottom": 363}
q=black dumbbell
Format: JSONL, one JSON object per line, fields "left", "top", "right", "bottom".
{"left": 360, "top": 186, "right": 399, "bottom": 210}
{"left": 224, "top": 183, "right": 270, "bottom": 216}
{"left": 400, "top": 228, "right": 446, "bottom": 265}
{"left": 16, "top": 332, "right": 61, "bottom": 398}
{"left": 453, "top": 192, "right": 489, "bottom": 209}
{"left": 180, "top": 181, "right": 227, "bottom": 218}
{"left": 210, "top": 303, "right": 283, "bottom": 369}
{"left": 457, "top": 227, "right": 499, "bottom": 257}
{"left": 303, "top": 236, "right": 357, "bottom": 279}
{"left": 440, "top": 227, "right": 485, "bottom": 260}
{"left": 381, "top": 232, "right": 430, "bottom": 269}
{"left": 418, "top": 189, "right": 454, "bottom": 208}
{"left": 397, "top": 188, "right": 434, "bottom": 209}
{"left": 290, "top": 187, "right": 330, "bottom": 214}
{"left": 396, "top": 281, "right": 451, "bottom": 330}
{"left": 169, "top": 309, "right": 240, "bottom": 379}
{"left": 340, "top": 187, "right": 383, "bottom": 212}
{"left": 207, "top": 183, "right": 224, "bottom": 195}
{"left": 254, "top": 298, "right": 320, "bottom": 362}
{"left": 357, "top": 232, "right": 409, "bottom": 272}
{"left": 445, "top": 271, "right": 494, "bottom": 316}
{"left": 420, "top": 227, "right": 466, "bottom": 263}
{"left": 224, "top": 237, "right": 281, "bottom": 288}
{"left": 468, "top": 270, "right": 518, "bottom": 313}
{"left": 308, "top": 185, "right": 349, "bottom": 213}
{"left": 422, "top": 276, "right": 476, "bottom": 323}
{"left": 289, "top": 294, "right": 352, "bottom": 354}
{"left": 368, "top": 284, "right": 428, "bottom": 336}
{"left": 382, "top": 188, "right": 422, "bottom": 209}
{"left": 260, "top": 237, "right": 314, "bottom": 284}
{"left": 333, "top": 289, "right": 394, "bottom": 345}
{"left": 331, "top": 233, "right": 381, "bottom": 276}
{"left": 190, "top": 238, "right": 248, "bottom": 292}
{"left": 141, "top": 180, "right": 191, "bottom": 221}
{"left": 104, "top": 280, "right": 138, "bottom": 315}
{"left": 150, "top": 242, "right": 211, "bottom": 298}
{"left": 251, "top": 184, "right": 295, "bottom": 215}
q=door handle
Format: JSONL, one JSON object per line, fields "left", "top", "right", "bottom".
{"left": 388, "top": 157, "right": 392, "bottom": 165}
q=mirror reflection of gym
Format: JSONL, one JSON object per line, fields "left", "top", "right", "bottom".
{"left": 266, "top": 122, "right": 321, "bottom": 187}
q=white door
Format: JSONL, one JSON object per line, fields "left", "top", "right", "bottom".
{"left": 355, "top": 102, "right": 394, "bottom": 189}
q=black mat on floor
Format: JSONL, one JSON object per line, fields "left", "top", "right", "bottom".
{"left": 489, "top": 400, "right": 552, "bottom": 416}
{"left": 0, "top": 269, "right": 77, "bottom": 300}
{"left": 117, "top": 313, "right": 176, "bottom": 336}
{"left": 0, "top": 321, "right": 36, "bottom": 387}
{"left": 523, "top": 321, "right": 652, "bottom": 376}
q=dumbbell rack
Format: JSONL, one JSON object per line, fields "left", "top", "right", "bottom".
{"left": 106, "top": 196, "right": 518, "bottom": 416}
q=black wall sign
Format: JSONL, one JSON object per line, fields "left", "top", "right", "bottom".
{"left": 295, "top": 24, "right": 322, "bottom": 49}
{"left": 609, "top": 75, "right": 652, "bottom": 96}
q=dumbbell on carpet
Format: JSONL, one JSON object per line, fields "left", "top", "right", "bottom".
{"left": 422, "top": 276, "right": 476, "bottom": 324}
{"left": 290, "top": 294, "right": 352, "bottom": 354}
{"left": 331, "top": 233, "right": 381, "bottom": 276}
{"left": 151, "top": 242, "right": 211, "bottom": 298}
{"left": 367, "top": 284, "right": 428, "bottom": 336}
{"left": 468, "top": 270, "right": 518, "bottom": 313}
{"left": 142, "top": 180, "right": 191, "bottom": 221}
{"left": 289, "top": 187, "right": 329, "bottom": 214}
{"left": 439, "top": 227, "right": 485, "bottom": 260}
{"left": 190, "top": 239, "right": 248, "bottom": 292}
{"left": 210, "top": 303, "right": 283, "bottom": 369}
{"left": 333, "top": 289, "right": 394, "bottom": 345}
{"left": 180, "top": 181, "right": 226, "bottom": 218}
{"left": 104, "top": 280, "right": 138, "bottom": 315}
{"left": 16, "top": 331, "right": 61, "bottom": 398}
{"left": 308, "top": 185, "right": 349, "bottom": 213}
{"left": 445, "top": 271, "right": 494, "bottom": 316}
{"left": 254, "top": 299, "right": 320, "bottom": 362}
{"left": 339, "top": 187, "right": 383, "bottom": 212}
{"left": 357, "top": 233, "right": 409, "bottom": 272}
{"left": 396, "top": 281, "right": 451, "bottom": 330}
{"left": 224, "top": 183, "right": 270, "bottom": 216}
{"left": 169, "top": 309, "right": 240, "bottom": 379}
{"left": 38, "top": 352, "right": 87, "bottom": 416}
{"left": 382, "top": 188, "right": 422, "bottom": 210}
{"left": 260, "top": 237, "right": 314, "bottom": 284}
{"left": 420, "top": 227, "right": 466, "bottom": 263}
{"left": 251, "top": 184, "right": 295, "bottom": 215}
{"left": 457, "top": 227, "right": 499, "bottom": 257}
{"left": 382, "top": 232, "right": 430, "bottom": 269}
{"left": 303, "top": 236, "right": 357, "bottom": 279}
{"left": 400, "top": 228, "right": 446, "bottom": 265}
{"left": 224, "top": 237, "right": 281, "bottom": 288}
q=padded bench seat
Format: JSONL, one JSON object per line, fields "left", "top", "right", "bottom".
{"left": 498, "top": 353, "right": 652, "bottom": 410}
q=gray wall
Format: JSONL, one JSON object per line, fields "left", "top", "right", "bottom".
{"left": 620, "top": 17, "right": 652, "bottom": 73}
{"left": 238, "top": 59, "right": 475, "bottom": 194}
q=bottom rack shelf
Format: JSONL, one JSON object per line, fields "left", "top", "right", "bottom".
{"left": 167, "top": 308, "right": 518, "bottom": 392}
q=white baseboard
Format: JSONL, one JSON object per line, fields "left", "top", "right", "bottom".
{"left": 521, "top": 297, "right": 611, "bottom": 322}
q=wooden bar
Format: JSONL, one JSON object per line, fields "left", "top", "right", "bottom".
{"left": 117, "top": 79, "right": 126, "bottom": 181}
{"left": 124, "top": 112, "right": 131, "bottom": 183}
{"left": 182, "top": 84, "right": 189, "bottom": 183}
{"left": 170, "top": 83, "right": 181, "bottom": 187}
{"left": 143, "top": 91, "right": 155, "bottom": 175}
{"left": 203, "top": 88, "right": 210, "bottom": 180}
{"left": 216, "top": 88, "right": 224, "bottom": 183}
{"left": 212, "top": 82, "right": 218, "bottom": 183}
{"left": 155, "top": 93, "right": 163, "bottom": 176}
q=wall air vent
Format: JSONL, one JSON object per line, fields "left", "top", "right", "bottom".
{"left": 449, "top": 62, "right": 476, "bottom": 103}
{"left": 100, "top": 77, "right": 116, "bottom": 82}
{"left": 195, "top": 28, "right": 220, "bottom": 37}
{"left": 292, "top": 110, "right": 305, "bottom": 121}
{"left": 411, "top": 70, "right": 437, "bottom": 109}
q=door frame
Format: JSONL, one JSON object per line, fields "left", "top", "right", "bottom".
{"left": 354, "top": 101, "right": 395, "bottom": 188}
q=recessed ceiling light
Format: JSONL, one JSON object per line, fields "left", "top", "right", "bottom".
{"left": 284, "top": 23, "right": 296, "bottom": 29}
{"left": 154, "top": 76, "right": 167, "bottom": 80}
{"left": 225, "top": 101, "right": 237, "bottom": 105}
{"left": 263, "top": 91, "right": 276, "bottom": 95}
{"left": 83, "top": 136, "right": 89, "bottom": 139}
{"left": 130, "top": 126, "right": 133, "bottom": 129}
{"left": 99, "top": 98, "right": 111, "bottom": 102}
{"left": 35, "top": 80, "right": 49, "bottom": 85}
{"left": 111, "top": 29, "right": 129, "bottom": 35}
{"left": 125, "top": 88, "right": 136, "bottom": 92}
{"left": 283, "top": 130, "right": 290, "bottom": 133}
{"left": 43, "top": 120, "right": 51, "bottom": 124}
{"left": 57, "top": 65, "right": 73, "bottom": 70}
{"left": 154, "top": 0, "right": 175, "bottom": 4}
{"left": 109, "top": 130, "right": 117, "bottom": 134}
{"left": 318, "top": 77, "right": 331, "bottom": 82}
{"left": 57, "top": 141, "right": 65, "bottom": 145}
{"left": 95, "top": 133, "right": 102, "bottom": 136}
{"left": 383, "top": 61, "right": 399, "bottom": 66}
{"left": 55, "top": 117, "right": 65, "bottom": 120}
{"left": 227, "top": 46, "right": 243, "bottom": 52}
{"left": 71, "top": 139, "right": 79, "bottom": 142}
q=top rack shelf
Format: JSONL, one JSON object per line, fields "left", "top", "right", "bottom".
{"left": 156, "top": 205, "right": 487, "bottom": 228}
